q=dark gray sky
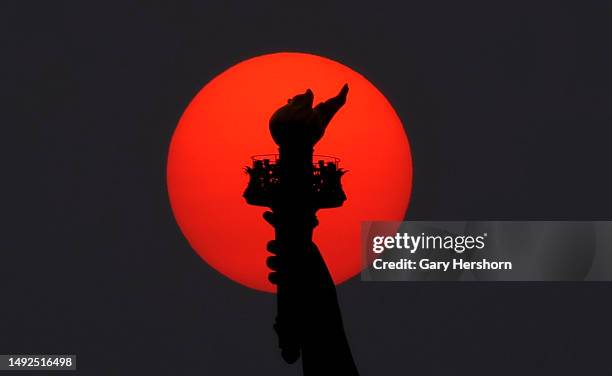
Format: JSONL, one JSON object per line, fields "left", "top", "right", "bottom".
{"left": 3, "top": 1, "right": 612, "bottom": 375}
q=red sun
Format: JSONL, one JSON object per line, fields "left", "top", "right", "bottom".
{"left": 167, "top": 52, "right": 412, "bottom": 293}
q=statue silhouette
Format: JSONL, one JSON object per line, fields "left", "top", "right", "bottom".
{"left": 244, "top": 84, "right": 359, "bottom": 375}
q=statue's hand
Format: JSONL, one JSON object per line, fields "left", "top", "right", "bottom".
{"left": 263, "top": 211, "right": 335, "bottom": 293}
{"left": 263, "top": 210, "right": 360, "bottom": 375}
{"left": 269, "top": 84, "right": 349, "bottom": 149}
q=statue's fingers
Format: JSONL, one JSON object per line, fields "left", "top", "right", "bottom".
{"left": 263, "top": 211, "right": 277, "bottom": 226}
{"left": 266, "top": 255, "right": 281, "bottom": 271}
{"left": 267, "top": 240, "right": 281, "bottom": 255}
{"left": 268, "top": 271, "right": 280, "bottom": 285}
{"left": 268, "top": 271, "right": 286, "bottom": 285}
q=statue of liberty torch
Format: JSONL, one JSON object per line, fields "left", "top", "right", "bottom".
{"left": 244, "top": 84, "right": 359, "bottom": 375}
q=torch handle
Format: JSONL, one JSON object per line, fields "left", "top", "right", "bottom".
{"left": 272, "top": 208, "right": 316, "bottom": 364}
{"left": 270, "top": 148, "right": 317, "bottom": 364}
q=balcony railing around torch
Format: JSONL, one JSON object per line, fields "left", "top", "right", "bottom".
{"left": 250, "top": 154, "right": 341, "bottom": 168}
{"left": 244, "top": 154, "right": 347, "bottom": 209}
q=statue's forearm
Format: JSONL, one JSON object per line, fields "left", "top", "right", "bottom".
{"left": 300, "top": 288, "right": 360, "bottom": 375}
